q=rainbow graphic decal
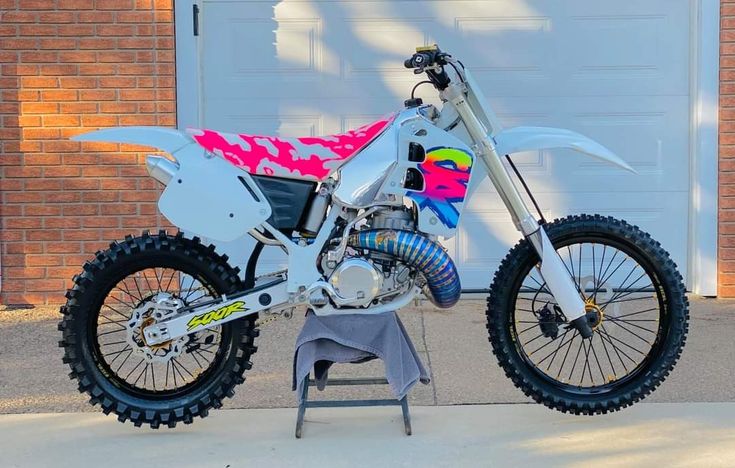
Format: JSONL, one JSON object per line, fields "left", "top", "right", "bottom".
{"left": 187, "top": 116, "right": 395, "bottom": 182}
{"left": 409, "top": 146, "right": 474, "bottom": 229}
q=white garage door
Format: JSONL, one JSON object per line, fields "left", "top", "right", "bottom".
{"left": 191, "top": 0, "right": 691, "bottom": 289}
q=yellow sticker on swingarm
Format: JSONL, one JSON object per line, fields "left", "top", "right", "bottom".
{"left": 186, "top": 301, "right": 248, "bottom": 331}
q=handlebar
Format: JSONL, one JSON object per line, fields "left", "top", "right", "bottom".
{"left": 404, "top": 45, "right": 452, "bottom": 90}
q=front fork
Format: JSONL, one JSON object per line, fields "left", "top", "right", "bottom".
{"left": 442, "top": 85, "right": 593, "bottom": 338}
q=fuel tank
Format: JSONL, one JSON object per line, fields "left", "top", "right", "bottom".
{"left": 335, "top": 106, "right": 476, "bottom": 238}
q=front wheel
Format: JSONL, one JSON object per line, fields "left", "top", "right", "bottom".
{"left": 486, "top": 214, "right": 688, "bottom": 414}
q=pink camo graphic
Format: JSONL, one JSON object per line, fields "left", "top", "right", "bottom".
{"left": 188, "top": 115, "right": 395, "bottom": 182}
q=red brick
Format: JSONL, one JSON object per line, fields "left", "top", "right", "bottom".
{"left": 21, "top": 76, "right": 59, "bottom": 88}
{"left": 40, "top": 64, "right": 78, "bottom": 75}
{"left": 41, "top": 89, "right": 78, "bottom": 101}
{"left": 42, "top": 115, "right": 80, "bottom": 127}
{"left": 62, "top": 204, "right": 99, "bottom": 216}
{"left": 97, "top": 0, "right": 133, "bottom": 8}
{"left": 77, "top": 10, "right": 113, "bottom": 23}
{"left": 24, "top": 204, "right": 62, "bottom": 216}
{"left": 38, "top": 11, "right": 75, "bottom": 23}
{"left": 118, "top": 11, "right": 154, "bottom": 23}
{"left": 79, "top": 89, "right": 115, "bottom": 100}
{"left": 46, "top": 243, "right": 82, "bottom": 254}
{"left": 58, "top": 24, "right": 94, "bottom": 37}
{"left": 44, "top": 192, "right": 81, "bottom": 203}
{"left": 64, "top": 230, "right": 102, "bottom": 241}
{"left": 17, "top": 24, "right": 56, "bottom": 36}
{"left": 27, "top": 230, "right": 62, "bottom": 242}
{"left": 59, "top": 102, "right": 98, "bottom": 113}
{"left": 4, "top": 217, "right": 43, "bottom": 229}
{"left": 78, "top": 63, "right": 116, "bottom": 75}
{"left": 97, "top": 25, "right": 135, "bottom": 36}
{"left": 98, "top": 52, "right": 136, "bottom": 63}
{"left": 79, "top": 37, "right": 115, "bottom": 50}
{"left": 58, "top": 0, "right": 94, "bottom": 8}
{"left": 59, "top": 51, "right": 97, "bottom": 63}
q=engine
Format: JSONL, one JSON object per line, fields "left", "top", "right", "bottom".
{"left": 318, "top": 208, "right": 416, "bottom": 308}
{"left": 316, "top": 207, "right": 461, "bottom": 310}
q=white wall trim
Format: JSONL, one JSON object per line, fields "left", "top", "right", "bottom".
{"left": 175, "top": 0, "right": 201, "bottom": 129}
{"left": 689, "top": 0, "right": 720, "bottom": 296}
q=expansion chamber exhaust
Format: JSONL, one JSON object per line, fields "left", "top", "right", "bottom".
{"left": 348, "top": 229, "right": 462, "bottom": 308}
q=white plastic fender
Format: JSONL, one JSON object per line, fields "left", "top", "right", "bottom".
{"left": 493, "top": 126, "right": 636, "bottom": 173}
{"left": 71, "top": 126, "right": 272, "bottom": 242}
{"left": 71, "top": 126, "right": 193, "bottom": 154}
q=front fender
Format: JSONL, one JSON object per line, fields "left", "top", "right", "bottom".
{"left": 494, "top": 126, "right": 635, "bottom": 173}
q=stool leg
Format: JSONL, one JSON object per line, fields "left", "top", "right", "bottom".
{"left": 295, "top": 377, "right": 310, "bottom": 439}
{"left": 400, "top": 396, "right": 412, "bottom": 436}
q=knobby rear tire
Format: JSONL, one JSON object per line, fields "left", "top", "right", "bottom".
{"left": 486, "top": 214, "right": 689, "bottom": 415}
{"left": 58, "top": 230, "right": 259, "bottom": 428}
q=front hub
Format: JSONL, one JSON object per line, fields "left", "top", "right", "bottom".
{"left": 584, "top": 299, "right": 604, "bottom": 330}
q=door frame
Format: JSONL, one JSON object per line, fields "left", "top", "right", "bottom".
{"left": 173, "top": 0, "right": 720, "bottom": 295}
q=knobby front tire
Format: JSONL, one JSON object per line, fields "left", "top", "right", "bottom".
{"left": 486, "top": 214, "right": 689, "bottom": 415}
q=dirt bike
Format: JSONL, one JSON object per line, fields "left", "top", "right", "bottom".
{"left": 59, "top": 45, "right": 688, "bottom": 428}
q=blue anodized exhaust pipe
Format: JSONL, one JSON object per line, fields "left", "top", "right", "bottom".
{"left": 348, "top": 229, "right": 461, "bottom": 308}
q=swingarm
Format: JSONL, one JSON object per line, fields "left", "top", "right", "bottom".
{"left": 141, "top": 278, "right": 292, "bottom": 346}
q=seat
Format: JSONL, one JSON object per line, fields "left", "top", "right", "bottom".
{"left": 187, "top": 115, "right": 395, "bottom": 182}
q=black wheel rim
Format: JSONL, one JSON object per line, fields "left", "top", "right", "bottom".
{"left": 511, "top": 234, "right": 669, "bottom": 394}
{"left": 90, "top": 263, "right": 232, "bottom": 399}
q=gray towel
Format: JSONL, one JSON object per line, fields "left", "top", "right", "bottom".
{"left": 293, "top": 311, "right": 430, "bottom": 402}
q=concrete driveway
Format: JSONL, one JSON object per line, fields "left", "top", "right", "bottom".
{"left": 1, "top": 403, "right": 734, "bottom": 467}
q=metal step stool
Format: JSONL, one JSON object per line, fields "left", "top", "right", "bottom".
{"left": 295, "top": 375, "right": 412, "bottom": 438}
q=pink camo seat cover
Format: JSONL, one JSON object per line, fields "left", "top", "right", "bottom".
{"left": 187, "top": 115, "right": 395, "bottom": 182}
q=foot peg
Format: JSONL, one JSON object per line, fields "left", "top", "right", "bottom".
{"left": 569, "top": 315, "right": 594, "bottom": 339}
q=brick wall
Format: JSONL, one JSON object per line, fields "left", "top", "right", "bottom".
{"left": 0, "top": 0, "right": 175, "bottom": 304}
{"left": 722, "top": 1, "right": 735, "bottom": 297}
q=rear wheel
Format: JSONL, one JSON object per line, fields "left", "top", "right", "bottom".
{"left": 59, "top": 231, "right": 258, "bottom": 428}
{"left": 486, "top": 214, "right": 688, "bottom": 414}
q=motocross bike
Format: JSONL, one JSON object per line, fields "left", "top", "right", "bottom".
{"left": 59, "top": 45, "right": 688, "bottom": 428}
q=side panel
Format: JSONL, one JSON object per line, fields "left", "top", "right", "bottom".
{"left": 158, "top": 144, "right": 272, "bottom": 242}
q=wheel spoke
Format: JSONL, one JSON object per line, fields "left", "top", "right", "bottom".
{"left": 599, "top": 323, "right": 645, "bottom": 357}
{"left": 568, "top": 338, "right": 584, "bottom": 382}
{"left": 556, "top": 331, "right": 578, "bottom": 379}
{"left": 606, "top": 319, "right": 652, "bottom": 345}
{"left": 607, "top": 316, "right": 657, "bottom": 334}
{"left": 596, "top": 329, "right": 618, "bottom": 378}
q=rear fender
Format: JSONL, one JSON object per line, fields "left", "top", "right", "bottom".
{"left": 493, "top": 126, "right": 636, "bottom": 173}
{"left": 72, "top": 127, "right": 272, "bottom": 242}
{"left": 71, "top": 126, "right": 192, "bottom": 154}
